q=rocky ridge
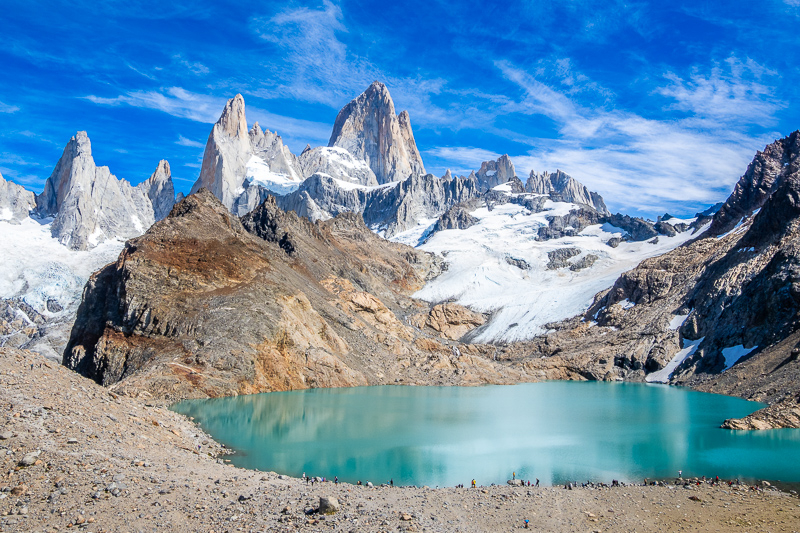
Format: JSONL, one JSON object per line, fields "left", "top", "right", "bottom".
{"left": 278, "top": 172, "right": 483, "bottom": 238}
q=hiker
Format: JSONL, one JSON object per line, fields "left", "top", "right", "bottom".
{"left": 334, "top": 476, "right": 338, "bottom": 484}
{"left": 523, "top": 519, "right": 530, "bottom": 529}
{"left": 471, "top": 479, "right": 476, "bottom": 488}
{"left": 678, "top": 470, "right": 682, "bottom": 478}
{"left": 357, "top": 480, "right": 362, "bottom": 486}
{"left": 512, "top": 471, "right": 516, "bottom": 480}
{"left": 390, "top": 479, "right": 393, "bottom": 487}
{"left": 306, "top": 476, "right": 309, "bottom": 485}
{"left": 535, "top": 478, "right": 539, "bottom": 487}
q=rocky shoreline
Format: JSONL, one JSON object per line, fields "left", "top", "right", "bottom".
{"left": 2, "top": 347, "right": 799, "bottom": 532}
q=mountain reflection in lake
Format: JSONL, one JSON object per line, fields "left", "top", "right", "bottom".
{"left": 171, "top": 382, "right": 800, "bottom": 487}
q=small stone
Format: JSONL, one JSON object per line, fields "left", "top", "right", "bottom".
{"left": 10, "top": 484, "right": 27, "bottom": 496}
{"left": 319, "top": 496, "right": 340, "bottom": 514}
{"left": 400, "top": 513, "right": 413, "bottom": 521}
{"left": 19, "top": 450, "right": 41, "bottom": 466}
{"left": 67, "top": 438, "right": 78, "bottom": 444}
{"left": 0, "top": 431, "right": 12, "bottom": 440}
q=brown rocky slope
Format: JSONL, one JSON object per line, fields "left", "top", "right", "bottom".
{"left": 63, "top": 189, "right": 540, "bottom": 401}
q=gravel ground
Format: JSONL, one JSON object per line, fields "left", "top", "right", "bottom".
{"left": 1, "top": 347, "right": 799, "bottom": 532}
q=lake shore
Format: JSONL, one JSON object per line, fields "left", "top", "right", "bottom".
{"left": 2, "top": 347, "right": 799, "bottom": 532}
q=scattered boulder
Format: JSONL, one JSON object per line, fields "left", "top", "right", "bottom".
{"left": 319, "top": 496, "right": 340, "bottom": 514}
{"left": 570, "top": 254, "right": 599, "bottom": 272}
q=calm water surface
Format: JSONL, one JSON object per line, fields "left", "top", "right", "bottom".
{"left": 171, "top": 382, "right": 800, "bottom": 487}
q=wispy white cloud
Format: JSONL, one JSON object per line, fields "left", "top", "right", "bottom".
{"left": 426, "top": 58, "right": 783, "bottom": 215}
{"left": 176, "top": 135, "right": 204, "bottom": 148}
{"left": 172, "top": 54, "right": 210, "bottom": 76}
{"left": 84, "top": 87, "right": 226, "bottom": 123}
{"left": 658, "top": 58, "right": 781, "bottom": 127}
{"left": 0, "top": 101, "right": 19, "bottom": 114}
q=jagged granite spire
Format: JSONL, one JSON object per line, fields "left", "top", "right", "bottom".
{"left": 138, "top": 160, "right": 176, "bottom": 221}
{"left": 526, "top": 169, "right": 609, "bottom": 214}
{"left": 190, "top": 95, "right": 304, "bottom": 214}
{"left": 35, "top": 132, "right": 171, "bottom": 250}
{"left": 190, "top": 94, "right": 253, "bottom": 211}
{"left": 328, "top": 81, "right": 426, "bottom": 184}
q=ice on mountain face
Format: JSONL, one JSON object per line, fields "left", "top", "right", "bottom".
{"left": 245, "top": 155, "right": 302, "bottom": 195}
{"left": 0, "top": 218, "right": 124, "bottom": 321}
{"left": 669, "top": 312, "right": 691, "bottom": 330}
{"left": 646, "top": 337, "right": 705, "bottom": 383}
{"left": 722, "top": 345, "right": 757, "bottom": 370}
{"left": 398, "top": 199, "right": 699, "bottom": 343}
{"left": 618, "top": 299, "right": 636, "bottom": 310}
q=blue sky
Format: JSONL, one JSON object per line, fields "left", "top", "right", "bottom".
{"left": 1, "top": 0, "right": 798, "bottom": 217}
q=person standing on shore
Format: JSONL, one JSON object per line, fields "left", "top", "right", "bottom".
{"left": 471, "top": 479, "right": 476, "bottom": 488}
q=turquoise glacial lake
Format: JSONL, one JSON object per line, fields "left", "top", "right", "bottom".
{"left": 171, "top": 382, "right": 800, "bottom": 487}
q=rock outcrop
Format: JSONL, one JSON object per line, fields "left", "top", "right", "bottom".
{"left": 64, "top": 190, "right": 520, "bottom": 400}
{"left": 526, "top": 169, "right": 609, "bottom": 214}
{"left": 35, "top": 132, "right": 174, "bottom": 250}
{"left": 0, "top": 172, "right": 35, "bottom": 223}
{"left": 476, "top": 155, "right": 516, "bottom": 190}
{"left": 328, "top": 81, "right": 425, "bottom": 184}
{"left": 425, "top": 303, "right": 486, "bottom": 341}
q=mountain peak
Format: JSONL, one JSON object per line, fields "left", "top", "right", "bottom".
{"left": 217, "top": 94, "right": 248, "bottom": 139}
{"left": 476, "top": 155, "right": 516, "bottom": 189}
{"left": 328, "top": 81, "right": 425, "bottom": 184}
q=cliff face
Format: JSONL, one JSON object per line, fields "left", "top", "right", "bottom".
{"left": 63, "top": 190, "right": 522, "bottom": 401}
{"left": 35, "top": 132, "right": 174, "bottom": 250}
{"left": 706, "top": 131, "right": 800, "bottom": 237}
{"left": 328, "top": 81, "right": 426, "bottom": 184}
